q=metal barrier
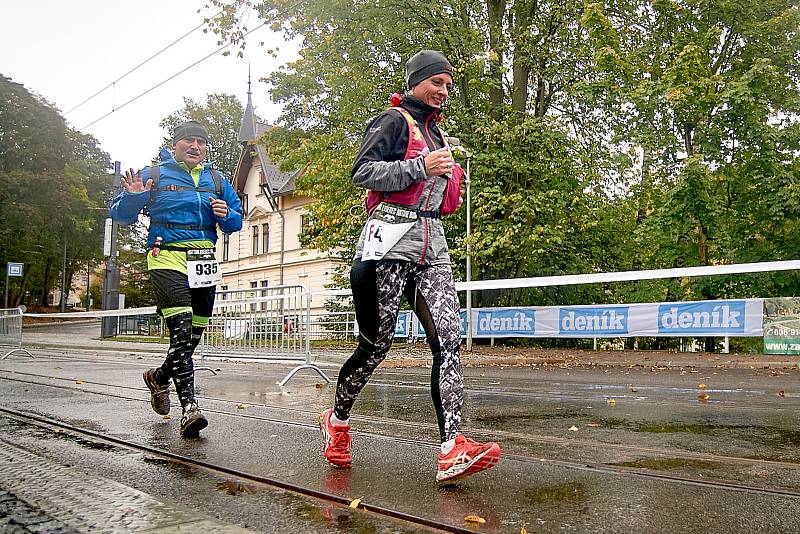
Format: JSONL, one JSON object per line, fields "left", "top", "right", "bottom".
{"left": 0, "top": 307, "right": 33, "bottom": 360}
{"left": 201, "top": 285, "right": 330, "bottom": 386}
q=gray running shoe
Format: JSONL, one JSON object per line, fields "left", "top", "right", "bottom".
{"left": 143, "top": 369, "right": 171, "bottom": 415}
{"left": 180, "top": 402, "right": 208, "bottom": 438}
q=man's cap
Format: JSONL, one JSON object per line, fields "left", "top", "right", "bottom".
{"left": 406, "top": 50, "right": 453, "bottom": 89}
{"left": 173, "top": 120, "right": 209, "bottom": 144}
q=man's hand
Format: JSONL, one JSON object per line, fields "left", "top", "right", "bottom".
{"left": 423, "top": 147, "right": 454, "bottom": 176}
{"left": 120, "top": 169, "right": 153, "bottom": 193}
{"left": 210, "top": 196, "right": 228, "bottom": 218}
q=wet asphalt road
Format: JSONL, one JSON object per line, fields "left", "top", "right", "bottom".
{"left": 4, "top": 322, "right": 800, "bottom": 532}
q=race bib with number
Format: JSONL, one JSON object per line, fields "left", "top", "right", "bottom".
{"left": 186, "top": 249, "right": 221, "bottom": 288}
{"left": 362, "top": 219, "right": 415, "bottom": 261}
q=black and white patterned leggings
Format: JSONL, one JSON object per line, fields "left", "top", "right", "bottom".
{"left": 334, "top": 258, "right": 464, "bottom": 442}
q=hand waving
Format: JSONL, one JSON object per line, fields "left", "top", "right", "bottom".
{"left": 120, "top": 168, "right": 153, "bottom": 193}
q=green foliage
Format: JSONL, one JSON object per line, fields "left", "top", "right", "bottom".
{"left": 204, "top": 0, "right": 800, "bottom": 313}
{"left": 0, "top": 74, "right": 111, "bottom": 307}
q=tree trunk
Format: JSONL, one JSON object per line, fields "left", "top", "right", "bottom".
{"left": 510, "top": 0, "right": 536, "bottom": 114}
{"left": 486, "top": 0, "right": 507, "bottom": 118}
{"left": 40, "top": 258, "right": 52, "bottom": 307}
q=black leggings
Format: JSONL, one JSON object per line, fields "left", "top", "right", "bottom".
{"left": 150, "top": 269, "right": 216, "bottom": 408}
{"left": 334, "top": 258, "right": 464, "bottom": 442}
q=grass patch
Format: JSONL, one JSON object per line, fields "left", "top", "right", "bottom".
{"left": 525, "top": 482, "right": 587, "bottom": 504}
{"left": 614, "top": 457, "right": 722, "bottom": 471}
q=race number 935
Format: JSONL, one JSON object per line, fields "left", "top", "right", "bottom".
{"left": 195, "top": 263, "right": 218, "bottom": 276}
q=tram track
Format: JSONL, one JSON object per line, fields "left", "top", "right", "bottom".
{"left": 3, "top": 370, "right": 800, "bottom": 501}
{"left": 0, "top": 407, "right": 474, "bottom": 534}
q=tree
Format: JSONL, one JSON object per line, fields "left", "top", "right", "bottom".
{"left": 205, "top": 0, "right": 800, "bottom": 325}
{"left": 159, "top": 93, "right": 246, "bottom": 177}
{"left": 0, "top": 74, "right": 111, "bottom": 307}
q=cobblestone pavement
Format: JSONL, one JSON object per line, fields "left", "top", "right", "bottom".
{"left": 0, "top": 490, "right": 77, "bottom": 534}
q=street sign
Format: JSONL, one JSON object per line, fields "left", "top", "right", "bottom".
{"left": 103, "top": 218, "right": 113, "bottom": 257}
{"left": 7, "top": 263, "right": 23, "bottom": 277}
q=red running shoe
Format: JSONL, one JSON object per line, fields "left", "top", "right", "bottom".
{"left": 436, "top": 434, "right": 501, "bottom": 482}
{"left": 319, "top": 408, "right": 352, "bottom": 468}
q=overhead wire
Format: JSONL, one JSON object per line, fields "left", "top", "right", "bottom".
{"left": 79, "top": 21, "right": 268, "bottom": 131}
{"left": 65, "top": 10, "right": 224, "bottom": 115}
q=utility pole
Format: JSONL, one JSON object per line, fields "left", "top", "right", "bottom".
{"left": 101, "top": 161, "right": 121, "bottom": 337}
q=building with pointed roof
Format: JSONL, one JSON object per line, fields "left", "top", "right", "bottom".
{"left": 214, "top": 83, "right": 341, "bottom": 311}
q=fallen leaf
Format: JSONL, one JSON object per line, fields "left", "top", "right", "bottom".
{"left": 698, "top": 383, "right": 707, "bottom": 388}
{"left": 74, "top": 380, "right": 84, "bottom": 384}
{"left": 569, "top": 425, "right": 579, "bottom": 432}
{"left": 629, "top": 386, "right": 638, "bottom": 392}
{"left": 236, "top": 403, "right": 251, "bottom": 409}
{"left": 315, "top": 383, "right": 326, "bottom": 389}
{"left": 607, "top": 398, "right": 617, "bottom": 406}
{"left": 521, "top": 529, "right": 528, "bottom": 534}
{"left": 464, "top": 515, "right": 486, "bottom": 524}
{"left": 162, "top": 415, "right": 171, "bottom": 420}
{"left": 349, "top": 498, "right": 362, "bottom": 508}
{"left": 778, "top": 390, "right": 785, "bottom": 397}
{"left": 698, "top": 393, "right": 710, "bottom": 402}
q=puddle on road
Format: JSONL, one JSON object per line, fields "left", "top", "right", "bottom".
{"left": 216, "top": 479, "right": 258, "bottom": 495}
{"left": 5, "top": 418, "right": 118, "bottom": 453}
{"left": 294, "top": 501, "right": 418, "bottom": 533}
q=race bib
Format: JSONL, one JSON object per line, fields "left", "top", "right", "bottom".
{"left": 186, "top": 249, "right": 221, "bottom": 288}
{"left": 362, "top": 219, "right": 415, "bottom": 261}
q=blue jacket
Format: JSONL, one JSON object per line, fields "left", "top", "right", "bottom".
{"left": 110, "top": 148, "right": 243, "bottom": 248}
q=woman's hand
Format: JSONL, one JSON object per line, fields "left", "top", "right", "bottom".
{"left": 423, "top": 147, "right": 454, "bottom": 176}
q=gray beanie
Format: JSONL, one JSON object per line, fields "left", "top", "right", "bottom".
{"left": 173, "top": 120, "right": 209, "bottom": 144}
{"left": 405, "top": 50, "right": 453, "bottom": 89}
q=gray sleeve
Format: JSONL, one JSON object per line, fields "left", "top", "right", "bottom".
{"left": 351, "top": 157, "right": 427, "bottom": 192}
{"left": 351, "top": 111, "right": 427, "bottom": 192}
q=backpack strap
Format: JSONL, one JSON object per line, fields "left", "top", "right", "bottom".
{"left": 210, "top": 168, "right": 223, "bottom": 197}
{"left": 389, "top": 107, "right": 425, "bottom": 159}
{"left": 147, "top": 165, "right": 224, "bottom": 203}
{"left": 147, "top": 163, "right": 160, "bottom": 208}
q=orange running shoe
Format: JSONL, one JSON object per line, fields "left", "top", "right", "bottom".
{"left": 319, "top": 408, "right": 352, "bottom": 468}
{"left": 436, "top": 434, "right": 500, "bottom": 482}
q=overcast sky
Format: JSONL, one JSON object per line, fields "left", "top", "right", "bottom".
{"left": 1, "top": 1, "right": 297, "bottom": 169}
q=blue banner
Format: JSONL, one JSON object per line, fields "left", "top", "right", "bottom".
{"left": 559, "top": 307, "right": 629, "bottom": 336}
{"left": 476, "top": 309, "right": 536, "bottom": 337}
{"left": 395, "top": 311, "right": 412, "bottom": 337}
{"left": 657, "top": 301, "right": 746, "bottom": 334}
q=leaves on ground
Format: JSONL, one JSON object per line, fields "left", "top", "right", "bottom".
{"left": 464, "top": 515, "right": 486, "bottom": 524}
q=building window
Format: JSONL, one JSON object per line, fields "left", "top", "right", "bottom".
{"left": 223, "top": 234, "right": 230, "bottom": 262}
{"left": 262, "top": 223, "right": 269, "bottom": 254}
{"left": 252, "top": 225, "right": 259, "bottom": 255}
{"left": 249, "top": 281, "right": 258, "bottom": 312}
{"left": 260, "top": 279, "right": 269, "bottom": 310}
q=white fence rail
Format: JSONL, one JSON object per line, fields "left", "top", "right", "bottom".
{"left": 202, "top": 285, "right": 330, "bottom": 386}
{"left": 0, "top": 307, "right": 33, "bottom": 360}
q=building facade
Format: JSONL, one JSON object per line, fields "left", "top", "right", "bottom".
{"left": 215, "top": 89, "right": 341, "bottom": 313}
